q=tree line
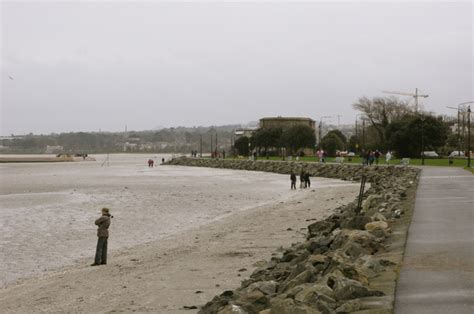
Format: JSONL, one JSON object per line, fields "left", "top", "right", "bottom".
{"left": 234, "top": 97, "right": 470, "bottom": 158}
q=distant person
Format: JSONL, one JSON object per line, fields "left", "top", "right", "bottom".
{"left": 374, "top": 150, "right": 380, "bottom": 164}
{"left": 317, "top": 150, "right": 324, "bottom": 162}
{"left": 368, "top": 151, "right": 375, "bottom": 165}
{"left": 91, "top": 208, "right": 113, "bottom": 266}
{"left": 290, "top": 172, "right": 297, "bottom": 190}
{"left": 304, "top": 172, "right": 311, "bottom": 188}
{"left": 222, "top": 150, "right": 226, "bottom": 159}
{"left": 300, "top": 171, "right": 306, "bottom": 189}
{"left": 162, "top": 157, "right": 165, "bottom": 164}
{"left": 148, "top": 159, "right": 154, "bottom": 167}
{"left": 385, "top": 151, "right": 392, "bottom": 164}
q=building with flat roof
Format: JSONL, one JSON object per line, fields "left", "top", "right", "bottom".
{"left": 234, "top": 128, "right": 256, "bottom": 139}
{"left": 259, "top": 117, "right": 316, "bottom": 130}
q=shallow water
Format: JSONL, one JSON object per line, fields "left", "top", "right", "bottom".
{"left": 0, "top": 154, "right": 297, "bottom": 287}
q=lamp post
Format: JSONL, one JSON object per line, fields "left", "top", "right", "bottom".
{"left": 448, "top": 101, "right": 474, "bottom": 167}
{"left": 468, "top": 105, "right": 471, "bottom": 168}
{"left": 200, "top": 135, "right": 203, "bottom": 158}
{"left": 318, "top": 116, "right": 331, "bottom": 150}
{"left": 210, "top": 134, "right": 213, "bottom": 158}
{"left": 354, "top": 114, "right": 366, "bottom": 153}
{"left": 447, "top": 105, "right": 465, "bottom": 156}
{"left": 420, "top": 115, "right": 425, "bottom": 165}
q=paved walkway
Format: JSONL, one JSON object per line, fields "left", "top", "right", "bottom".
{"left": 395, "top": 167, "right": 474, "bottom": 313}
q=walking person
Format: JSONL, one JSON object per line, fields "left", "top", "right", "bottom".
{"left": 91, "top": 208, "right": 113, "bottom": 266}
{"left": 374, "top": 150, "right": 380, "bottom": 165}
{"left": 290, "top": 172, "right": 297, "bottom": 190}
{"left": 385, "top": 151, "right": 392, "bottom": 165}
{"left": 368, "top": 151, "right": 375, "bottom": 165}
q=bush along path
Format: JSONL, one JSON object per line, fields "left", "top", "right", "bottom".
{"left": 166, "top": 158, "right": 420, "bottom": 313}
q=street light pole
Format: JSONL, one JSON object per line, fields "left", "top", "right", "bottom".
{"left": 318, "top": 116, "right": 331, "bottom": 150}
{"left": 210, "top": 134, "right": 213, "bottom": 158}
{"left": 421, "top": 115, "right": 425, "bottom": 165}
{"left": 362, "top": 118, "right": 365, "bottom": 151}
{"left": 200, "top": 135, "right": 203, "bottom": 158}
{"left": 457, "top": 110, "right": 461, "bottom": 156}
{"left": 448, "top": 101, "right": 474, "bottom": 167}
{"left": 468, "top": 106, "right": 471, "bottom": 168}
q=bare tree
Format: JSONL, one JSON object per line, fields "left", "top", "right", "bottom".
{"left": 353, "top": 96, "right": 413, "bottom": 144}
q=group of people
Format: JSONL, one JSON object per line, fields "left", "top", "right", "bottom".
{"left": 290, "top": 170, "right": 311, "bottom": 190}
{"left": 147, "top": 157, "right": 166, "bottom": 167}
{"left": 316, "top": 149, "right": 327, "bottom": 163}
{"left": 360, "top": 149, "right": 392, "bottom": 165}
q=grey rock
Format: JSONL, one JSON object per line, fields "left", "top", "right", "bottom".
{"left": 335, "top": 299, "right": 362, "bottom": 312}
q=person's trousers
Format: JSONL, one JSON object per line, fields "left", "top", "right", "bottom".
{"left": 94, "top": 236, "right": 108, "bottom": 264}
{"left": 291, "top": 181, "right": 296, "bottom": 189}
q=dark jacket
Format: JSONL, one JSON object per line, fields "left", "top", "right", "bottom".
{"left": 290, "top": 173, "right": 296, "bottom": 181}
{"left": 304, "top": 173, "right": 311, "bottom": 182}
{"left": 95, "top": 214, "right": 111, "bottom": 237}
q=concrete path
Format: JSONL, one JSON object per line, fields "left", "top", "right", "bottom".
{"left": 395, "top": 167, "right": 474, "bottom": 314}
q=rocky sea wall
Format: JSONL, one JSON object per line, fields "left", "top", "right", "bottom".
{"left": 166, "top": 158, "right": 420, "bottom": 314}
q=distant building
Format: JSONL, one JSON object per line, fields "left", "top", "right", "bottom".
{"left": 259, "top": 117, "right": 316, "bottom": 130}
{"left": 234, "top": 128, "right": 256, "bottom": 139}
{"left": 45, "top": 145, "right": 63, "bottom": 154}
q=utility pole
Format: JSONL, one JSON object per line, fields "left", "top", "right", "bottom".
{"left": 458, "top": 110, "right": 461, "bottom": 156}
{"left": 355, "top": 114, "right": 364, "bottom": 152}
{"left": 318, "top": 116, "right": 331, "bottom": 149}
{"left": 215, "top": 132, "right": 218, "bottom": 155}
{"left": 462, "top": 112, "right": 466, "bottom": 152}
{"left": 421, "top": 115, "right": 425, "bottom": 165}
{"left": 200, "top": 135, "right": 203, "bottom": 158}
{"left": 336, "top": 115, "right": 342, "bottom": 126}
{"left": 362, "top": 118, "right": 365, "bottom": 151}
{"left": 447, "top": 105, "right": 463, "bottom": 156}
{"left": 210, "top": 134, "right": 213, "bottom": 157}
{"left": 355, "top": 119, "right": 358, "bottom": 138}
{"left": 448, "top": 101, "right": 474, "bottom": 161}
{"left": 468, "top": 106, "right": 471, "bottom": 168}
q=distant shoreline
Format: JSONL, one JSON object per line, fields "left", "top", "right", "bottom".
{"left": 0, "top": 155, "right": 95, "bottom": 163}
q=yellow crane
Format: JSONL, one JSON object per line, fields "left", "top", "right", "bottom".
{"left": 382, "top": 88, "right": 429, "bottom": 112}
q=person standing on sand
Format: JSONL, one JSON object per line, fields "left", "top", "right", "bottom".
{"left": 290, "top": 172, "right": 297, "bottom": 190}
{"left": 300, "top": 171, "right": 306, "bottom": 189}
{"left": 91, "top": 208, "right": 112, "bottom": 266}
{"left": 304, "top": 172, "right": 311, "bottom": 188}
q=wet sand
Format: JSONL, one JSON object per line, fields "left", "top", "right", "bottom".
{"left": 0, "top": 154, "right": 359, "bottom": 312}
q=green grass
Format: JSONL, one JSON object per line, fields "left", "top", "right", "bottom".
{"left": 237, "top": 155, "right": 472, "bottom": 169}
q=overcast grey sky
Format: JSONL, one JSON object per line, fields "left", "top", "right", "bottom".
{"left": 1, "top": 0, "right": 472, "bottom": 135}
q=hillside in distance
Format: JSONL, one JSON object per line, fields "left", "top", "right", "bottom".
{"left": 0, "top": 123, "right": 258, "bottom": 154}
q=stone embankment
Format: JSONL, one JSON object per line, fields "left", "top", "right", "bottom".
{"left": 167, "top": 158, "right": 420, "bottom": 314}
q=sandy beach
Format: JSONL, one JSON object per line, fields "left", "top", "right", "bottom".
{"left": 0, "top": 154, "right": 359, "bottom": 313}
